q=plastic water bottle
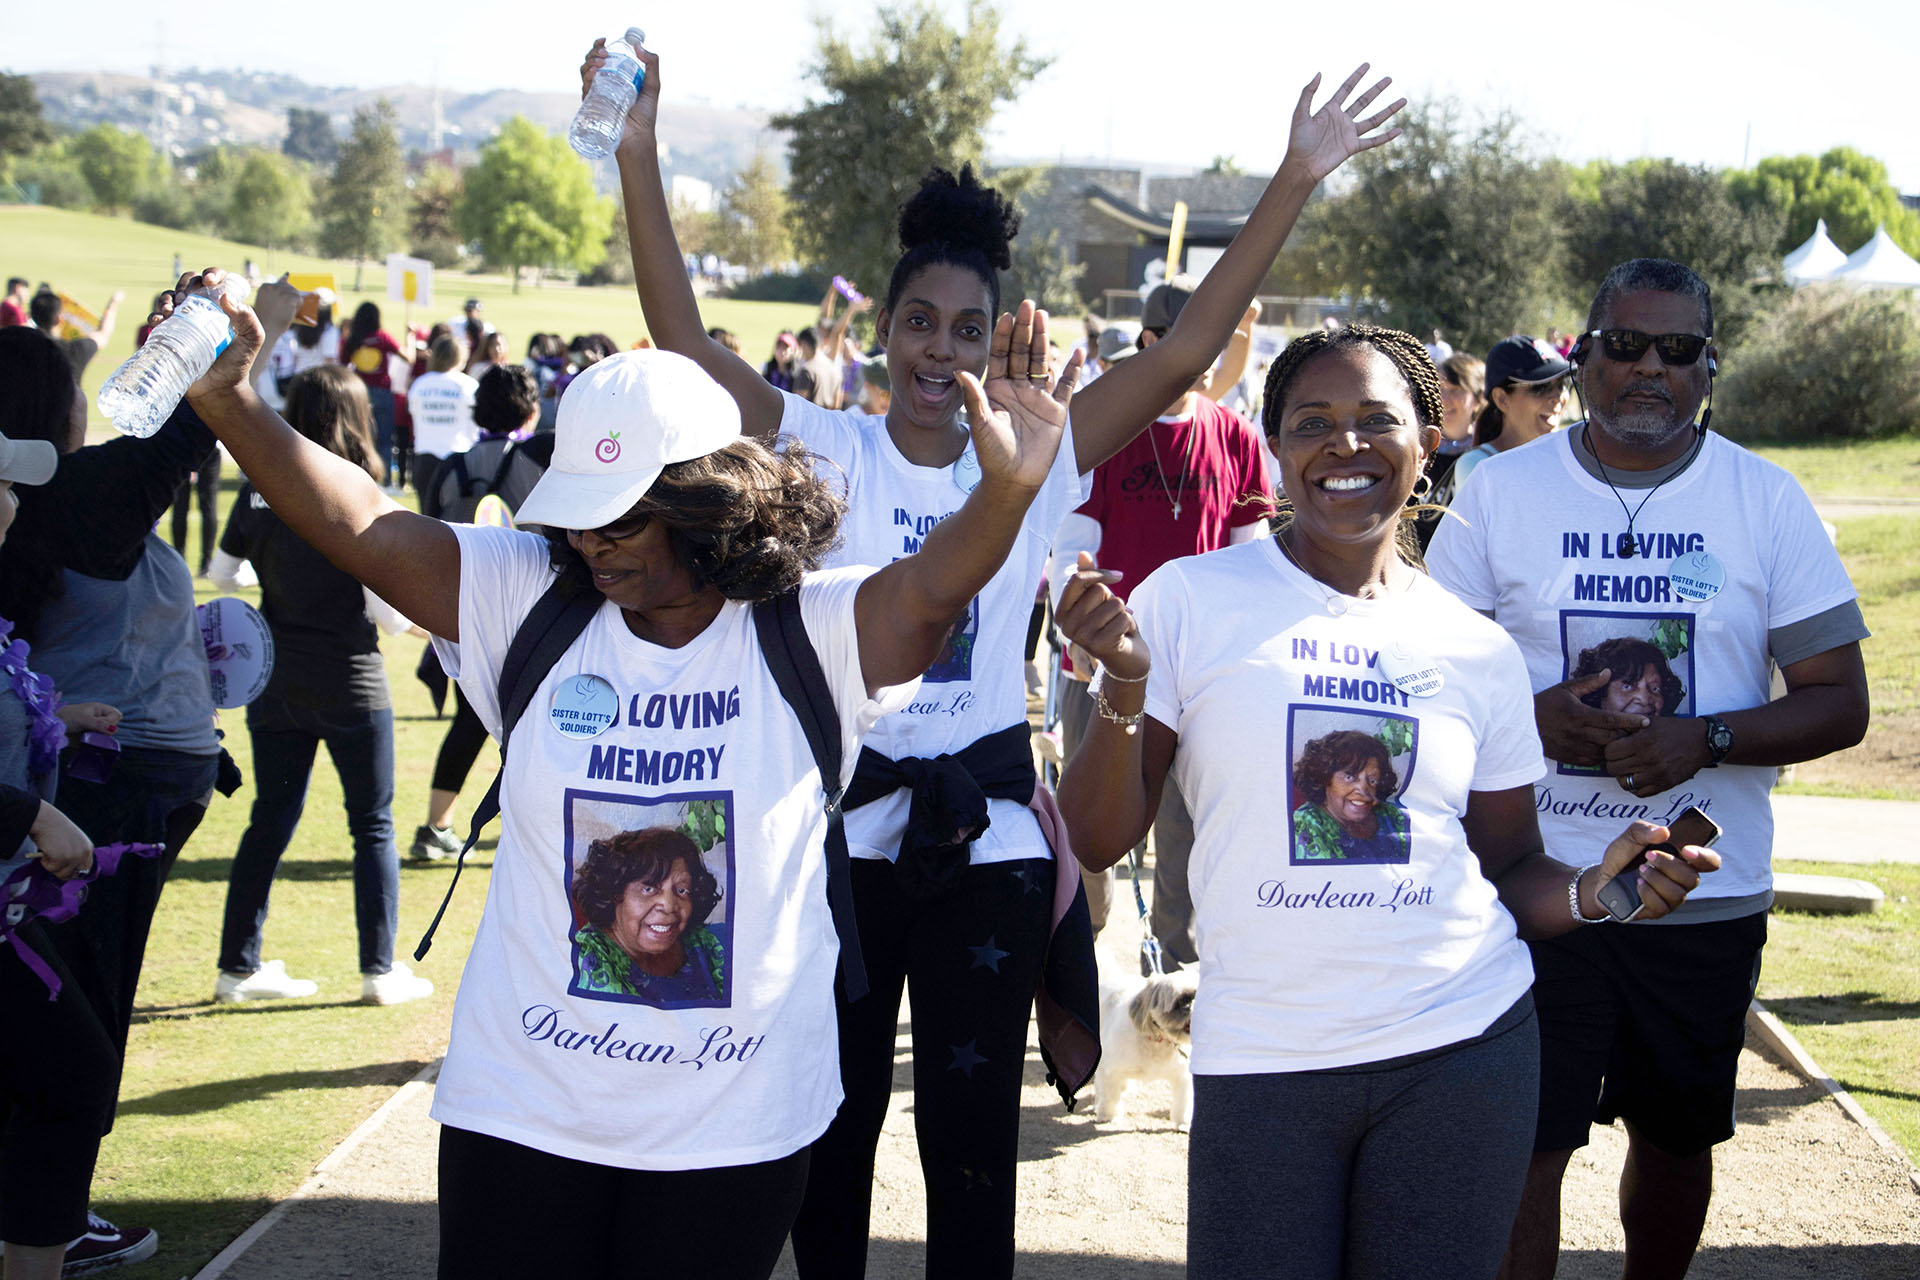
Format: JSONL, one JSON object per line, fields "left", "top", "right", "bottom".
{"left": 569, "top": 27, "right": 648, "bottom": 160}
{"left": 97, "top": 275, "right": 251, "bottom": 437}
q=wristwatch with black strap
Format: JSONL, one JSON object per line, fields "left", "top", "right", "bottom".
{"left": 1702, "top": 714, "right": 1733, "bottom": 767}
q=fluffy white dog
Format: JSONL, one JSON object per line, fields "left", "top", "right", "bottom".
{"left": 1094, "top": 965, "right": 1197, "bottom": 1130}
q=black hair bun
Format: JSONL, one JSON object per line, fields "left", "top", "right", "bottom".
{"left": 897, "top": 164, "right": 1019, "bottom": 272}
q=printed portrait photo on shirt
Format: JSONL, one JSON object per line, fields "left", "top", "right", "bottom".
{"left": 1287, "top": 707, "right": 1417, "bottom": 865}
{"left": 1556, "top": 611, "right": 1694, "bottom": 777}
{"left": 921, "top": 595, "right": 979, "bottom": 684}
{"left": 563, "top": 791, "right": 735, "bottom": 1010}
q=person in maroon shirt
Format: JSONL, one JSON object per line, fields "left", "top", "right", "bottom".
{"left": 0, "top": 278, "right": 30, "bottom": 328}
{"left": 340, "top": 302, "right": 413, "bottom": 486}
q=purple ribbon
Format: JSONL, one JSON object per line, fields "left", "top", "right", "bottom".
{"left": 0, "top": 617, "right": 67, "bottom": 779}
{"left": 2, "top": 842, "right": 164, "bottom": 1000}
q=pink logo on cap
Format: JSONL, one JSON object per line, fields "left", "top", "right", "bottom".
{"left": 594, "top": 431, "right": 622, "bottom": 464}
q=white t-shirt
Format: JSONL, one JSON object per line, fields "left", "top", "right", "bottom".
{"left": 1428, "top": 429, "right": 1859, "bottom": 905}
{"left": 260, "top": 326, "right": 340, "bottom": 409}
{"left": 407, "top": 369, "right": 481, "bottom": 459}
{"left": 430, "top": 525, "right": 917, "bottom": 1170}
{"left": 777, "top": 391, "right": 1090, "bottom": 866}
{"left": 1130, "top": 539, "right": 1544, "bottom": 1074}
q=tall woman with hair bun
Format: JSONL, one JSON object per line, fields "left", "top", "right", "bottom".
{"left": 591, "top": 34, "right": 1409, "bottom": 1277}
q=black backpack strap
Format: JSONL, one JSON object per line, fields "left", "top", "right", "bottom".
{"left": 485, "top": 439, "right": 519, "bottom": 498}
{"left": 415, "top": 575, "right": 601, "bottom": 960}
{"left": 752, "top": 589, "right": 868, "bottom": 1001}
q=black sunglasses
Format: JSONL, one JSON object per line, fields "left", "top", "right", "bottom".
{"left": 1583, "top": 328, "right": 1710, "bottom": 366}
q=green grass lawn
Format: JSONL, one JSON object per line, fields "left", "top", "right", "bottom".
{"left": 1760, "top": 859, "right": 1920, "bottom": 1165}
{"left": 1, "top": 204, "right": 820, "bottom": 415}
{"left": 1776, "top": 514, "right": 1920, "bottom": 801}
{"left": 1748, "top": 434, "right": 1920, "bottom": 501}
{"left": 14, "top": 200, "right": 1920, "bottom": 1271}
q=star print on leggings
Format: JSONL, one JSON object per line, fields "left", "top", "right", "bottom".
{"left": 967, "top": 935, "right": 1010, "bottom": 972}
{"left": 948, "top": 1040, "right": 988, "bottom": 1077}
{"left": 1008, "top": 864, "right": 1042, "bottom": 894}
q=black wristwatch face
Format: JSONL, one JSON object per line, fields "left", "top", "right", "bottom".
{"left": 1704, "top": 715, "right": 1733, "bottom": 763}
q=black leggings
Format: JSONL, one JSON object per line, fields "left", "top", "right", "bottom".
{"left": 430, "top": 685, "right": 492, "bottom": 795}
{"left": 169, "top": 448, "right": 221, "bottom": 573}
{"left": 0, "top": 922, "right": 117, "bottom": 1246}
{"left": 437, "top": 1125, "right": 808, "bottom": 1279}
{"left": 789, "top": 855, "right": 1053, "bottom": 1280}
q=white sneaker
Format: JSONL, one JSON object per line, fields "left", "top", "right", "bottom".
{"left": 214, "top": 959, "right": 319, "bottom": 1003}
{"left": 362, "top": 961, "right": 434, "bottom": 1006}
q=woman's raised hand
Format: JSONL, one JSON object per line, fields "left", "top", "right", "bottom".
{"left": 1592, "top": 819, "right": 1721, "bottom": 921}
{"left": 1283, "top": 63, "right": 1406, "bottom": 182}
{"left": 957, "top": 300, "right": 1082, "bottom": 494}
{"left": 1057, "top": 552, "right": 1150, "bottom": 682}
{"left": 580, "top": 37, "right": 661, "bottom": 149}
{"left": 153, "top": 268, "right": 265, "bottom": 403}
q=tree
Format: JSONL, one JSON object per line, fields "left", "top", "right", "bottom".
{"left": 774, "top": 1, "right": 1049, "bottom": 296}
{"left": 319, "top": 100, "right": 407, "bottom": 291}
{"left": 711, "top": 150, "right": 793, "bottom": 276}
{"left": 1561, "top": 159, "right": 1785, "bottom": 347}
{"left": 228, "top": 150, "right": 313, "bottom": 252}
{"left": 456, "top": 116, "right": 611, "bottom": 292}
{"left": 282, "top": 106, "right": 338, "bottom": 168}
{"left": 1204, "top": 155, "right": 1245, "bottom": 176}
{"left": 0, "top": 73, "right": 53, "bottom": 171}
{"left": 408, "top": 162, "right": 466, "bottom": 267}
{"left": 69, "top": 123, "right": 157, "bottom": 214}
{"left": 1729, "top": 147, "right": 1920, "bottom": 258}
{"left": 1310, "top": 102, "right": 1570, "bottom": 353}
{"left": 669, "top": 192, "right": 715, "bottom": 258}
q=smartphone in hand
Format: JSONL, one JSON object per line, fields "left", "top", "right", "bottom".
{"left": 1597, "top": 805, "right": 1722, "bottom": 922}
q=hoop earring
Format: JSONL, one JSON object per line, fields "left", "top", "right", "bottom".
{"left": 1411, "top": 471, "right": 1433, "bottom": 501}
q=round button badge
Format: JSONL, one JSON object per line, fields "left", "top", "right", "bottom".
{"left": 1376, "top": 641, "right": 1444, "bottom": 698}
{"left": 1668, "top": 551, "right": 1725, "bottom": 602}
{"left": 952, "top": 446, "right": 982, "bottom": 495}
{"left": 549, "top": 674, "right": 618, "bottom": 739}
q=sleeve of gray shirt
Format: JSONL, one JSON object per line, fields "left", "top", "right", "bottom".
{"left": 1770, "top": 599, "right": 1870, "bottom": 669}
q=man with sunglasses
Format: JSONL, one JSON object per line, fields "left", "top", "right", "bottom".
{"left": 1428, "top": 258, "right": 1869, "bottom": 1280}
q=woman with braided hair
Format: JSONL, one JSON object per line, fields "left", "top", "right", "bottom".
{"left": 1056, "top": 323, "right": 1723, "bottom": 1278}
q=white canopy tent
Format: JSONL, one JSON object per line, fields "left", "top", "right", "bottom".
{"left": 1830, "top": 224, "right": 1920, "bottom": 290}
{"left": 1781, "top": 218, "right": 1849, "bottom": 285}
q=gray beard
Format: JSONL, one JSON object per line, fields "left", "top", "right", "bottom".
{"left": 1591, "top": 404, "right": 1694, "bottom": 451}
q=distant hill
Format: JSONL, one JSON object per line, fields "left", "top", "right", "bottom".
{"left": 29, "top": 68, "right": 786, "bottom": 189}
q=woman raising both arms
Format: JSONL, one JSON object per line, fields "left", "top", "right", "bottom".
{"left": 586, "top": 35, "right": 1406, "bottom": 1280}
{"left": 173, "top": 269, "right": 1080, "bottom": 1279}
{"left": 1054, "top": 323, "right": 1720, "bottom": 1279}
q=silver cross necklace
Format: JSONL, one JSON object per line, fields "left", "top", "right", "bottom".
{"left": 1146, "top": 417, "right": 1196, "bottom": 520}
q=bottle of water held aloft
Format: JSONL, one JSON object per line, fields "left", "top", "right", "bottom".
{"left": 569, "top": 27, "right": 648, "bottom": 160}
{"left": 97, "top": 274, "right": 251, "bottom": 437}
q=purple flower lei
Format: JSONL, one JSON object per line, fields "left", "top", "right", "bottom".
{"left": 0, "top": 617, "right": 67, "bottom": 779}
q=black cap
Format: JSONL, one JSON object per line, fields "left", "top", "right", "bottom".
{"left": 464, "top": 297, "right": 483, "bottom": 311}
{"left": 1140, "top": 274, "right": 1200, "bottom": 331}
{"left": 1484, "top": 335, "right": 1570, "bottom": 388}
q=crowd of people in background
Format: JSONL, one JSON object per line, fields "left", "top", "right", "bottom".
{"left": 0, "top": 39, "right": 1872, "bottom": 1280}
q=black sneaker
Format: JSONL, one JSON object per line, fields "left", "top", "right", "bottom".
{"left": 63, "top": 1212, "right": 158, "bottom": 1275}
{"left": 410, "top": 823, "right": 461, "bottom": 863}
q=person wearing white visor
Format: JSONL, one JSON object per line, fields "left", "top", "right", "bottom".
{"left": 174, "top": 268, "right": 1078, "bottom": 1280}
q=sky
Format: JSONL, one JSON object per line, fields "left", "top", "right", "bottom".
{"left": 6, "top": 0, "right": 1918, "bottom": 192}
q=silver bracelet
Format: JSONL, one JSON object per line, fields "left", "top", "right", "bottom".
{"left": 1568, "top": 864, "right": 1608, "bottom": 924}
{"left": 1091, "top": 677, "right": 1146, "bottom": 736}
{"left": 1094, "top": 662, "right": 1148, "bottom": 685}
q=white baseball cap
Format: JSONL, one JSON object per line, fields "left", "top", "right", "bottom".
{"left": 513, "top": 349, "right": 743, "bottom": 530}
{"left": 0, "top": 430, "right": 57, "bottom": 487}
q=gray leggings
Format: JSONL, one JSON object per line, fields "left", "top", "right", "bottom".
{"left": 1188, "top": 995, "right": 1538, "bottom": 1280}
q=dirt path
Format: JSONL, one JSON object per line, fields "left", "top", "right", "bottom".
{"left": 202, "top": 910, "right": 1920, "bottom": 1279}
